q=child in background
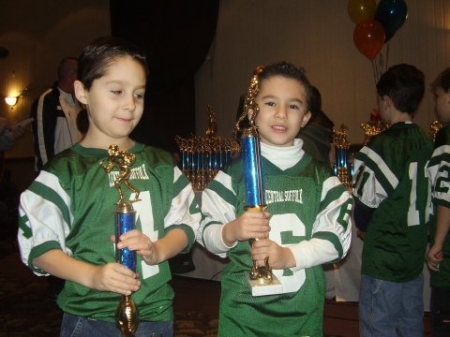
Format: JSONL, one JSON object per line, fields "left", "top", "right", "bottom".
{"left": 352, "top": 64, "right": 433, "bottom": 337}
{"left": 198, "top": 62, "right": 353, "bottom": 336}
{"left": 18, "top": 36, "right": 201, "bottom": 337}
{"left": 427, "top": 67, "right": 450, "bottom": 337}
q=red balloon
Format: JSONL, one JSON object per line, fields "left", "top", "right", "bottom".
{"left": 353, "top": 19, "right": 385, "bottom": 60}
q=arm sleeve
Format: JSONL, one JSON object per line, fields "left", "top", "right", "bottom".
{"left": 163, "top": 166, "right": 202, "bottom": 253}
{"left": 289, "top": 176, "right": 353, "bottom": 270}
{"left": 197, "top": 171, "right": 238, "bottom": 258}
{"left": 18, "top": 170, "right": 72, "bottom": 276}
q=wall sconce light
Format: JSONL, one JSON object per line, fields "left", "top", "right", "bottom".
{"left": 5, "top": 96, "right": 19, "bottom": 106}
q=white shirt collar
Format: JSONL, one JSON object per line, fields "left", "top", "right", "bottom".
{"left": 260, "top": 138, "right": 304, "bottom": 170}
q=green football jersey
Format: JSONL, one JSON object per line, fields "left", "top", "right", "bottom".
{"left": 200, "top": 150, "right": 353, "bottom": 336}
{"left": 427, "top": 125, "right": 450, "bottom": 288}
{"left": 18, "top": 142, "right": 201, "bottom": 322}
{"left": 353, "top": 122, "right": 433, "bottom": 282}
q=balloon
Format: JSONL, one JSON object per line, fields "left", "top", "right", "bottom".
{"left": 375, "top": 0, "right": 408, "bottom": 42}
{"left": 353, "top": 19, "right": 385, "bottom": 60}
{"left": 348, "top": 0, "right": 377, "bottom": 24}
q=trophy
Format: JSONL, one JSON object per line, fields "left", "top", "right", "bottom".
{"left": 428, "top": 118, "right": 443, "bottom": 141}
{"left": 101, "top": 145, "right": 140, "bottom": 337}
{"left": 236, "top": 68, "right": 282, "bottom": 297}
{"left": 332, "top": 124, "right": 352, "bottom": 191}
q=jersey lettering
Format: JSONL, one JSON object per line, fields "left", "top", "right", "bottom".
{"left": 435, "top": 164, "right": 450, "bottom": 194}
{"left": 270, "top": 213, "right": 305, "bottom": 293}
{"left": 407, "top": 162, "right": 431, "bottom": 226}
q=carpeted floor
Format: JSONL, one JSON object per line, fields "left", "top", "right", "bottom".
{"left": 0, "top": 241, "right": 219, "bottom": 337}
{"left": 0, "top": 240, "right": 431, "bottom": 337}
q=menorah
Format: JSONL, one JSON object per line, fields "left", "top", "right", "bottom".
{"left": 176, "top": 106, "right": 240, "bottom": 191}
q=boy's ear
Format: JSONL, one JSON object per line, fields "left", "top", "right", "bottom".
{"left": 301, "top": 111, "right": 312, "bottom": 127}
{"left": 74, "top": 80, "right": 88, "bottom": 105}
{"left": 382, "top": 95, "right": 393, "bottom": 108}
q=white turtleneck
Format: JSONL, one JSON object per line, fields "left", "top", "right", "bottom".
{"left": 260, "top": 138, "right": 305, "bottom": 170}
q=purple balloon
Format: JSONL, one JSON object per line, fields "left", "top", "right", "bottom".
{"left": 375, "top": 0, "right": 408, "bottom": 42}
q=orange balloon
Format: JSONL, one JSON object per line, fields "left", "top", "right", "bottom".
{"left": 353, "top": 19, "right": 385, "bottom": 60}
{"left": 348, "top": 0, "right": 377, "bottom": 24}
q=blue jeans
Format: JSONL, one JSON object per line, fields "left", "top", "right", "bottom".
{"left": 359, "top": 274, "right": 424, "bottom": 337}
{"left": 60, "top": 313, "right": 174, "bottom": 337}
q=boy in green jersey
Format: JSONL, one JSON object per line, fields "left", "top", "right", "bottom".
{"left": 199, "top": 62, "right": 353, "bottom": 336}
{"left": 353, "top": 64, "right": 433, "bottom": 337}
{"left": 18, "top": 36, "right": 201, "bottom": 336}
{"left": 427, "top": 67, "right": 450, "bottom": 336}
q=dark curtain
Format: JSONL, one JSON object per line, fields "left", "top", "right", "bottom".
{"left": 109, "top": 0, "right": 220, "bottom": 153}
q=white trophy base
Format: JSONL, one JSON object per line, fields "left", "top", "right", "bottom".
{"left": 249, "top": 274, "right": 283, "bottom": 297}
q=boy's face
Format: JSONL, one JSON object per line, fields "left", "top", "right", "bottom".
{"left": 75, "top": 56, "right": 146, "bottom": 146}
{"left": 434, "top": 87, "right": 450, "bottom": 123}
{"left": 251, "top": 75, "right": 311, "bottom": 147}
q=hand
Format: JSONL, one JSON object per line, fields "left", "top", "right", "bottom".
{"left": 251, "top": 238, "right": 295, "bottom": 269}
{"left": 222, "top": 210, "right": 270, "bottom": 246}
{"left": 116, "top": 229, "right": 160, "bottom": 265}
{"left": 427, "top": 244, "right": 444, "bottom": 272}
{"left": 2, "top": 124, "right": 25, "bottom": 142}
{"left": 90, "top": 262, "right": 140, "bottom": 295}
{"left": 9, "top": 124, "right": 26, "bottom": 139}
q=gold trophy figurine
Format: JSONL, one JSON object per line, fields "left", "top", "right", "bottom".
{"left": 236, "top": 67, "right": 282, "bottom": 296}
{"left": 101, "top": 145, "right": 140, "bottom": 337}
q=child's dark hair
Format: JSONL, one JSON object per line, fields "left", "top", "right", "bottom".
{"left": 431, "top": 68, "right": 450, "bottom": 93}
{"left": 77, "top": 36, "right": 149, "bottom": 90}
{"left": 259, "top": 61, "right": 314, "bottom": 116}
{"left": 376, "top": 63, "right": 425, "bottom": 115}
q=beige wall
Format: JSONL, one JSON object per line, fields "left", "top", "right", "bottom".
{"left": 0, "top": 0, "right": 110, "bottom": 159}
{"left": 195, "top": 0, "right": 450, "bottom": 145}
{"left": 3, "top": 1, "right": 450, "bottom": 157}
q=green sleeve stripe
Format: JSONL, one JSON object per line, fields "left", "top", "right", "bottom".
{"left": 429, "top": 151, "right": 450, "bottom": 166}
{"left": 28, "top": 241, "right": 62, "bottom": 274}
{"left": 28, "top": 181, "right": 71, "bottom": 226}
{"left": 356, "top": 152, "right": 394, "bottom": 195}
{"left": 208, "top": 180, "right": 236, "bottom": 206}
{"left": 320, "top": 183, "right": 345, "bottom": 212}
{"left": 314, "top": 231, "right": 343, "bottom": 261}
{"left": 173, "top": 171, "right": 187, "bottom": 196}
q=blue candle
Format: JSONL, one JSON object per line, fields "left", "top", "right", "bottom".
{"left": 198, "top": 151, "right": 205, "bottom": 170}
{"left": 180, "top": 151, "right": 186, "bottom": 171}
{"left": 185, "top": 151, "right": 191, "bottom": 172}
{"left": 335, "top": 147, "right": 341, "bottom": 168}
{"left": 213, "top": 151, "right": 219, "bottom": 170}
{"left": 242, "top": 134, "right": 265, "bottom": 207}
{"left": 343, "top": 148, "right": 348, "bottom": 169}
